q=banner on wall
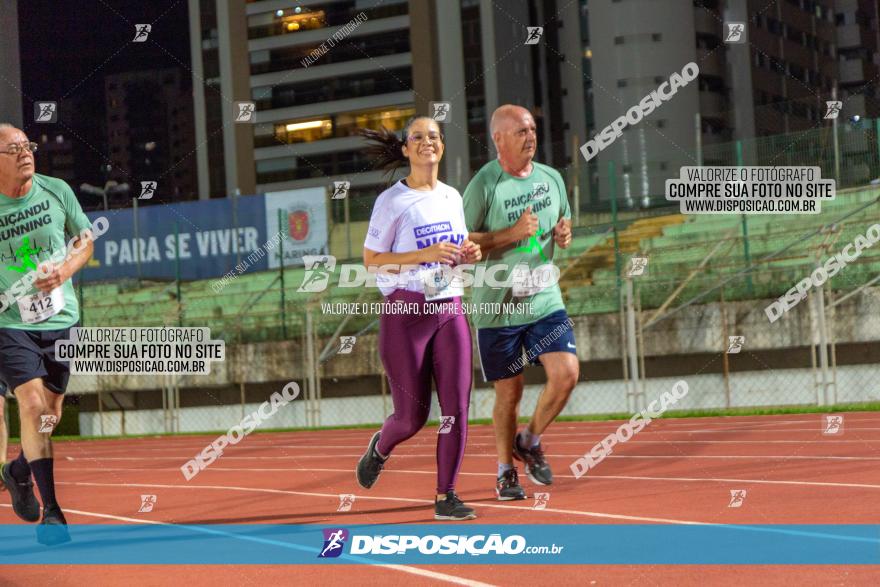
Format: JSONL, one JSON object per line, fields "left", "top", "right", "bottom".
{"left": 81, "top": 189, "right": 328, "bottom": 282}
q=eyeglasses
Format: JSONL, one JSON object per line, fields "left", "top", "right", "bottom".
{"left": 4, "top": 142, "right": 38, "bottom": 156}
{"left": 407, "top": 133, "right": 443, "bottom": 144}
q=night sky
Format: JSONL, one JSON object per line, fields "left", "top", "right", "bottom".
{"left": 16, "top": 0, "right": 192, "bottom": 204}
{"left": 18, "top": 0, "right": 191, "bottom": 100}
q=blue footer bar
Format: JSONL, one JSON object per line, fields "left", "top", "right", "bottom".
{"left": 1, "top": 524, "right": 878, "bottom": 564}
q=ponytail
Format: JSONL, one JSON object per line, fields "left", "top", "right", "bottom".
{"left": 360, "top": 126, "right": 407, "bottom": 173}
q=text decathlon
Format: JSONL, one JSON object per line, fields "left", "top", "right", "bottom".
{"left": 414, "top": 222, "right": 453, "bottom": 238}
{"left": 180, "top": 382, "right": 300, "bottom": 480}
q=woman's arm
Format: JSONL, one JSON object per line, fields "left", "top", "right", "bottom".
{"left": 363, "top": 242, "right": 461, "bottom": 274}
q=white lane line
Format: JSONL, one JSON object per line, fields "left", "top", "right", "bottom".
{"left": 0, "top": 504, "right": 495, "bottom": 587}
{"left": 56, "top": 468, "right": 880, "bottom": 490}
{"left": 62, "top": 426, "right": 880, "bottom": 449}
{"left": 60, "top": 453, "right": 880, "bottom": 462}
{"left": 52, "top": 481, "right": 712, "bottom": 525}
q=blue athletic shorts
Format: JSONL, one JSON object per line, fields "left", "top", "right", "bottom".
{"left": 476, "top": 309, "right": 576, "bottom": 382}
{"left": 0, "top": 325, "right": 76, "bottom": 396}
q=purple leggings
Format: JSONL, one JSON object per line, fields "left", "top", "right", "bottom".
{"left": 376, "top": 289, "right": 472, "bottom": 494}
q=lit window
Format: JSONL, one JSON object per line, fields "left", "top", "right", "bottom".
{"left": 281, "top": 10, "right": 326, "bottom": 33}
{"left": 275, "top": 119, "right": 333, "bottom": 143}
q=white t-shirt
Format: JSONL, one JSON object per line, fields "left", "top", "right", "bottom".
{"left": 364, "top": 179, "right": 469, "bottom": 297}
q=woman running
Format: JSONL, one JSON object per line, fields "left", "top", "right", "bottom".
{"left": 356, "top": 116, "right": 481, "bottom": 521}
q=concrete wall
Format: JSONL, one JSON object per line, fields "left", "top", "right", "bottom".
{"left": 78, "top": 363, "right": 879, "bottom": 435}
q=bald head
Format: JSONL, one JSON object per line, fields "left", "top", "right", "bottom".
{"left": 490, "top": 105, "right": 537, "bottom": 173}
{"left": 490, "top": 105, "right": 533, "bottom": 136}
{"left": 0, "top": 123, "right": 20, "bottom": 140}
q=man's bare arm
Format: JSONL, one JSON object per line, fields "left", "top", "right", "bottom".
{"left": 34, "top": 237, "right": 94, "bottom": 293}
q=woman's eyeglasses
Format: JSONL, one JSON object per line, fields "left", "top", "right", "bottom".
{"left": 407, "top": 133, "right": 443, "bottom": 144}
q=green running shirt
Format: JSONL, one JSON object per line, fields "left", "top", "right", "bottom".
{"left": 0, "top": 174, "right": 92, "bottom": 330}
{"left": 462, "top": 159, "right": 571, "bottom": 329}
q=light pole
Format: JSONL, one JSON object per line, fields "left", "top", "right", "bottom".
{"left": 80, "top": 181, "right": 130, "bottom": 210}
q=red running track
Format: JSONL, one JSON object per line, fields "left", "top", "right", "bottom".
{"left": 2, "top": 412, "right": 880, "bottom": 585}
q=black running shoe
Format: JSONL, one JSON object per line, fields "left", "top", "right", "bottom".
{"left": 0, "top": 462, "right": 40, "bottom": 523}
{"left": 513, "top": 433, "right": 553, "bottom": 486}
{"left": 36, "top": 505, "right": 70, "bottom": 546}
{"left": 356, "top": 431, "right": 387, "bottom": 489}
{"left": 434, "top": 491, "right": 476, "bottom": 521}
{"left": 495, "top": 467, "right": 526, "bottom": 501}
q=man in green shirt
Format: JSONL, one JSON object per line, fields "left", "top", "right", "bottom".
{"left": 463, "top": 105, "right": 578, "bottom": 500}
{"left": 0, "top": 124, "right": 95, "bottom": 545}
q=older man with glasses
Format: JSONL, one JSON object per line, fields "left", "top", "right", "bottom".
{"left": 0, "top": 123, "right": 95, "bottom": 545}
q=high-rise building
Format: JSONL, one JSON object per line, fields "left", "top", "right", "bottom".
{"left": 835, "top": 0, "right": 880, "bottom": 119}
{"left": 187, "top": 0, "right": 585, "bottom": 224}
{"left": 105, "top": 68, "right": 198, "bottom": 202}
{"left": 582, "top": 0, "right": 839, "bottom": 204}
{"left": 189, "top": 0, "right": 418, "bottom": 220}
{"left": 0, "top": 1, "right": 23, "bottom": 128}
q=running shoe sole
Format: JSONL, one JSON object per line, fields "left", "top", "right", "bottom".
{"left": 435, "top": 513, "right": 477, "bottom": 521}
{"left": 495, "top": 489, "right": 527, "bottom": 501}
{"left": 525, "top": 469, "right": 552, "bottom": 486}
